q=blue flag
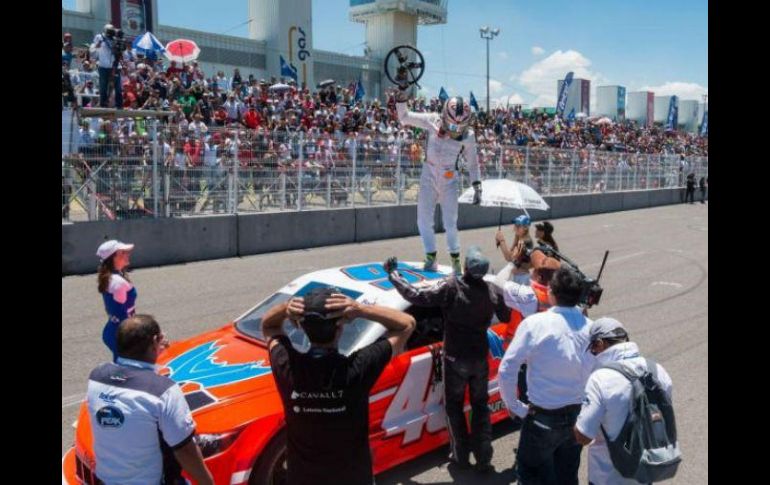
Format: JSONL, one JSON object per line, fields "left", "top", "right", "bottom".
{"left": 280, "top": 55, "right": 298, "bottom": 82}
{"left": 557, "top": 71, "right": 574, "bottom": 116}
{"left": 567, "top": 107, "right": 576, "bottom": 125}
{"left": 355, "top": 76, "right": 365, "bottom": 102}
{"left": 469, "top": 91, "right": 479, "bottom": 112}
{"left": 439, "top": 87, "right": 449, "bottom": 102}
{"left": 700, "top": 110, "right": 708, "bottom": 136}
{"left": 666, "top": 95, "right": 678, "bottom": 131}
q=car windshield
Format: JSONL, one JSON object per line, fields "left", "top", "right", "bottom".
{"left": 235, "top": 292, "right": 387, "bottom": 356}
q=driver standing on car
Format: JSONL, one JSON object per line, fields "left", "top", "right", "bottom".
{"left": 261, "top": 286, "right": 415, "bottom": 485}
{"left": 384, "top": 247, "right": 509, "bottom": 474}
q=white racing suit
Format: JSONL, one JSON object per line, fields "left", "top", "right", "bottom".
{"left": 397, "top": 102, "right": 480, "bottom": 254}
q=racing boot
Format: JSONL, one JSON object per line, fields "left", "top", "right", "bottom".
{"left": 450, "top": 252, "right": 462, "bottom": 275}
{"left": 423, "top": 252, "right": 438, "bottom": 272}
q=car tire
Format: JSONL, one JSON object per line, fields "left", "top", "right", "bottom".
{"left": 248, "top": 428, "right": 287, "bottom": 485}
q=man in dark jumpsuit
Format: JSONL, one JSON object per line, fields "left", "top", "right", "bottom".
{"left": 384, "top": 247, "right": 509, "bottom": 473}
{"left": 685, "top": 172, "right": 696, "bottom": 204}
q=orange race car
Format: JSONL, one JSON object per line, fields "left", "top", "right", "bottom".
{"left": 63, "top": 261, "right": 531, "bottom": 485}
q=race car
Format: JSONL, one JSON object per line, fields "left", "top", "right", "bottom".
{"left": 62, "top": 261, "right": 523, "bottom": 485}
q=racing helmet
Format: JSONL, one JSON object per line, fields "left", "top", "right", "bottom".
{"left": 441, "top": 96, "right": 472, "bottom": 139}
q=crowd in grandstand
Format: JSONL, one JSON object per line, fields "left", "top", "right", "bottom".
{"left": 62, "top": 31, "right": 708, "bottom": 177}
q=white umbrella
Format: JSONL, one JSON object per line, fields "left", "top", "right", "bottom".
{"left": 596, "top": 117, "right": 613, "bottom": 125}
{"left": 575, "top": 112, "right": 588, "bottom": 119}
{"left": 268, "top": 83, "right": 292, "bottom": 92}
{"left": 459, "top": 178, "right": 549, "bottom": 227}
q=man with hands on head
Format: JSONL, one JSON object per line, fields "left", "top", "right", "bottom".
{"left": 261, "top": 286, "right": 415, "bottom": 485}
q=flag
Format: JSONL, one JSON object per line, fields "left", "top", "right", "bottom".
{"left": 355, "top": 76, "right": 365, "bottom": 102}
{"left": 439, "top": 87, "right": 449, "bottom": 102}
{"left": 567, "top": 108, "right": 576, "bottom": 125}
{"left": 556, "top": 71, "right": 574, "bottom": 116}
{"left": 665, "top": 95, "right": 678, "bottom": 131}
{"left": 469, "top": 91, "right": 479, "bottom": 112}
{"left": 700, "top": 110, "right": 708, "bottom": 136}
{"left": 280, "top": 55, "right": 298, "bottom": 82}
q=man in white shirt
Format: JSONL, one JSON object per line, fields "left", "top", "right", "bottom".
{"left": 498, "top": 266, "right": 594, "bottom": 485}
{"left": 91, "top": 24, "right": 122, "bottom": 108}
{"left": 574, "top": 318, "right": 673, "bottom": 485}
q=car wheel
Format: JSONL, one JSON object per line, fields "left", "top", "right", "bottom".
{"left": 248, "top": 429, "right": 287, "bottom": 485}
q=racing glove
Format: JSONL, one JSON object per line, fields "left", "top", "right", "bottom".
{"left": 383, "top": 256, "right": 398, "bottom": 275}
{"left": 472, "top": 181, "right": 482, "bottom": 205}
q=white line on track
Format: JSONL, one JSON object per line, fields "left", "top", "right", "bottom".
{"left": 62, "top": 393, "right": 84, "bottom": 409}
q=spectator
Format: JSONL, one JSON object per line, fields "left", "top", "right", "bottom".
{"left": 91, "top": 24, "right": 122, "bottom": 108}
{"left": 535, "top": 221, "right": 559, "bottom": 251}
{"left": 242, "top": 105, "right": 261, "bottom": 129}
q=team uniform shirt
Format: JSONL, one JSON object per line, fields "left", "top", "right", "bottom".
{"left": 86, "top": 357, "right": 196, "bottom": 485}
{"left": 395, "top": 102, "right": 480, "bottom": 254}
{"left": 575, "top": 342, "right": 673, "bottom": 485}
{"left": 269, "top": 335, "right": 392, "bottom": 485}
{"left": 498, "top": 306, "right": 595, "bottom": 418}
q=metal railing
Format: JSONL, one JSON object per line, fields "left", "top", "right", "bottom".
{"left": 62, "top": 119, "right": 709, "bottom": 222}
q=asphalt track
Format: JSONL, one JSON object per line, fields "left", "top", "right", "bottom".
{"left": 62, "top": 203, "right": 708, "bottom": 483}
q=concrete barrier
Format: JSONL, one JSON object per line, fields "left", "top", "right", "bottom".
{"left": 549, "top": 194, "right": 593, "bottom": 219}
{"left": 62, "top": 188, "right": 702, "bottom": 275}
{"left": 355, "top": 205, "right": 418, "bottom": 242}
{"left": 622, "top": 190, "right": 651, "bottom": 210}
{"left": 238, "top": 209, "right": 356, "bottom": 255}
{"left": 62, "top": 215, "right": 238, "bottom": 275}
{"left": 589, "top": 192, "right": 623, "bottom": 214}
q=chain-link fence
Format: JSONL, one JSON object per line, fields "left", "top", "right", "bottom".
{"left": 62, "top": 113, "right": 709, "bottom": 222}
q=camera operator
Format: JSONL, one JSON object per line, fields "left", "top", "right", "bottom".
{"left": 261, "top": 286, "right": 415, "bottom": 485}
{"left": 90, "top": 24, "right": 122, "bottom": 108}
{"left": 498, "top": 266, "right": 595, "bottom": 485}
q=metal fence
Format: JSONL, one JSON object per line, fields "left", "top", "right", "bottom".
{"left": 62, "top": 116, "right": 709, "bottom": 222}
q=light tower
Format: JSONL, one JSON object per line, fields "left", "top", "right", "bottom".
{"left": 349, "top": 0, "right": 448, "bottom": 92}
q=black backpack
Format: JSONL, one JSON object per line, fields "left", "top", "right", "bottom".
{"left": 600, "top": 359, "right": 681, "bottom": 483}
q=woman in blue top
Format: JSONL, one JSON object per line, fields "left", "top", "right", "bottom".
{"left": 96, "top": 240, "right": 137, "bottom": 361}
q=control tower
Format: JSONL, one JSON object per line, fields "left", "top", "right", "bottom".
{"left": 350, "top": 0, "right": 447, "bottom": 85}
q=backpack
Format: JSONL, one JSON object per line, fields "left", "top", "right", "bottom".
{"left": 600, "top": 358, "right": 681, "bottom": 483}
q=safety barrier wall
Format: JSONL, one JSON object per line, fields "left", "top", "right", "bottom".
{"left": 62, "top": 187, "right": 703, "bottom": 275}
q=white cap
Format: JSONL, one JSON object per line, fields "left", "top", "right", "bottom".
{"left": 96, "top": 240, "right": 134, "bottom": 261}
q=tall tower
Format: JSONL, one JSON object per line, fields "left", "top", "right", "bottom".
{"left": 249, "top": 0, "right": 314, "bottom": 88}
{"left": 349, "top": 0, "right": 447, "bottom": 88}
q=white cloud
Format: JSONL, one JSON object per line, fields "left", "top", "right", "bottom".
{"left": 518, "top": 49, "right": 606, "bottom": 107}
{"left": 531, "top": 46, "right": 545, "bottom": 56}
{"left": 498, "top": 51, "right": 509, "bottom": 60}
{"left": 639, "top": 81, "right": 708, "bottom": 100}
{"left": 489, "top": 79, "right": 504, "bottom": 95}
{"left": 493, "top": 92, "right": 526, "bottom": 108}
{"left": 508, "top": 73, "right": 518, "bottom": 82}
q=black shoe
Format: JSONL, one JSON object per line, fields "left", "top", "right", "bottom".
{"left": 475, "top": 462, "right": 495, "bottom": 474}
{"left": 448, "top": 458, "right": 472, "bottom": 470}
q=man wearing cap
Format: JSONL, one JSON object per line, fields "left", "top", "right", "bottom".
{"left": 96, "top": 240, "right": 137, "bottom": 361}
{"left": 384, "top": 247, "right": 509, "bottom": 473}
{"left": 86, "top": 315, "right": 214, "bottom": 485}
{"left": 574, "top": 318, "right": 673, "bottom": 485}
{"left": 498, "top": 266, "right": 595, "bottom": 485}
{"left": 261, "top": 286, "right": 415, "bottom": 485}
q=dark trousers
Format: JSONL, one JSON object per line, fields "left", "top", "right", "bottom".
{"left": 685, "top": 187, "right": 695, "bottom": 203}
{"left": 98, "top": 67, "right": 122, "bottom": 108}
{"left": 443, "top": 356, "right": 493, "bottom": 466}
{"left": 700, "top": 188, "right": 707, "bottom": 203}
{"left": 516, "top": 406, "right": 582, "bottom": 485}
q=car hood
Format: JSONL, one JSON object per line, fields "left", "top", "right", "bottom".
{"left": 156, "top": 324, "right": 284, "bottom": 433}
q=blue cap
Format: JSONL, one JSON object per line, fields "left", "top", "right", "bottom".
{"left": 512, "top": 215, "right": 531, "bottom": 226}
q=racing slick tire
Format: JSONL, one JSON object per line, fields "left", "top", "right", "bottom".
{"left": 249, "top": 429, "right": 287, "bottom": 485}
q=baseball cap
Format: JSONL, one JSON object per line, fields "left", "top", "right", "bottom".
{"left": 302, "top": 286, "right": 344, "bottom": 321}
{"left": 96, "top": 240, "right": 134, "bottom": 261}
{"left": 512, "top": 215, "right": 531, "bottom": 226}
{"left": 587, "top": 317, "right": 629, "bottom": 351}
{"left": 464, "top": 246, "right": 490, "bottom": 279}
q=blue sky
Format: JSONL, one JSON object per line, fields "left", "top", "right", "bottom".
{"left": 63, "top": 0, "right": 707, "bottom": 107}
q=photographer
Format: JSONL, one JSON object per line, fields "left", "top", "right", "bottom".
{"left": 90, "top": 24, "right": 122, "bottom": 108}
{"left": 261, "top": 286, "right": 415, "bottom": 485}
{"left": 498, "top": 266, "right": 595, "bottom": 485}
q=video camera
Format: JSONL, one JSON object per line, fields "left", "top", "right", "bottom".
{"left": 528, "top": 244, "right": 608, "bottom": 308}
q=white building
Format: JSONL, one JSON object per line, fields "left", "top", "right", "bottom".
{"left": 654, "top": 95, "right": 678, "bottom": 124}
{"left": 626, "top": 91, "right": 654, "bottom": 126}
{"left": 596, "top": 85, "right": 626, "bottom": 121}
{"left": 557, "top": 78, "right": 591, "bottom": 116}
{"left": 677, "top": 99, "right": 699, "bottom": 133}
